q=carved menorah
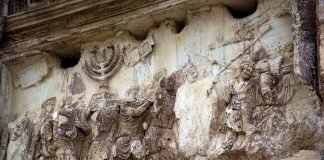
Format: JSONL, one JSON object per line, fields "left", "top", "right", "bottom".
{"left": 83, "top": 45, "right": 124, "bottom": 87}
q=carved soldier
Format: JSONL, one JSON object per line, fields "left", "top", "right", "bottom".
{"left": 258, "top": 71, "right": 293, "bottom": 106}
{"left": 115, "top": 99, "right": 153, "bottom": 159}
{"left": 38, "top": 97, "right": 56, "bottom": 159}
{"left": 150, "top": 77, "right": 176, "bottom": 128}
{"left": 184, "top": 60, "right": 198, "bottom": 84}
{"left": 221, "top": 61, "right": 257, "bottom": 151}
{"left": 6, "top": 114, "right": 34, "bottom": 160}
{"left": 144, "top": 76, "right": 178, "bottom": 159}
{"left": 87, "top": 92, "right": 120, "bottom": 160}
{"left": 252, "top": 57, "right": 293, "bottom": 127}
{"left": 51, "top": 100, "right": 90, "bottom": 160}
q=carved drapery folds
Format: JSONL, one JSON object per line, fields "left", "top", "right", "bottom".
{"left": 87, "top": 93, "right": 119, "bottom": 160}
{"left": 207, "top": 28, "right": 296, "bottom": 158}
{"left": 20, "top": 71, "right": 182, "bottom": 160}
{"left": 207, "top": 57, "right": 294, "bottom": 158}
{"left": 1, "top": 0, "right": 324, "bottom": 159}
{"left": 5, "top": 115, "right": 34, "bottom": 160}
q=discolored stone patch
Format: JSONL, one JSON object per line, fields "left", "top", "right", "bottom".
{"left": 69, "top": 72, "right": 86, "bottom": 95}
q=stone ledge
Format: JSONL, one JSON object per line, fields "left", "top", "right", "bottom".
{"left": 6, "top": 0, "right": 116, "bottom": 32}
{"left": 1, "top": 0, "right": 257, "bottom": 60}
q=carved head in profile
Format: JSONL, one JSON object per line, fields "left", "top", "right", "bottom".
{"left": 239, "top": 61, "right": 254, "bottom": 81}
{"left": 260, "top": 72, "right": 278, "bottom": 102}
{"left": 41, "top": 97, "right": 56, "bottom": 118}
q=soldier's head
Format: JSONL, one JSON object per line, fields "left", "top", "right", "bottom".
{"left": 239, "top": 61, "right": 254, "bottom": 81}
{"left": 41, "top": 97, "right": 56, "bottom": 117}
{"left": 185, "top": 61, "right": 198, "bottom": 84}
{"left": 160, "top": 77, "right": 176, "bottom": 90}
{"left": 59, "top": 96, "right": 72, "bottom": 109}
{"left": 260, "top": 72, "right": 277, "bottom": 102}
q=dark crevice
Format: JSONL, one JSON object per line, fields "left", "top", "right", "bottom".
{"left": 134, "top": 31, "right": 149, "bottom": 41}
{"left": 59, "top": 53, "right": 81, "bottom": 69}
{"left": 226, "top": 1, "right": 257, "bottom": 19}
{"left": 175, "top": 20, "right": 185, "bottom": 33}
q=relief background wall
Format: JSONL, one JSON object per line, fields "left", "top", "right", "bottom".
{"left": 0, "top": 0, "right": 323, "bottom": 159}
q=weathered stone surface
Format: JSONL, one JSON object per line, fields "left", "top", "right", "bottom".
{"left": 291, "top": 0, "right": 317, "bottom": 87}
{"left": 14, "top": 58, "right": 48, "bottom": 89}
{"left": 318, "top": 0, "right": 324, "bottom": 98}
{"left": 174, "top": 77, "right": 214, "bottom": 157}
{"left": 0, "top": 0, "right": 323, "bottom": 160}
{"left": 69, "top": 72, "right": 86, "bottom": 95}
{"left": 280, "top": 150, "right": 323, "bottom": 160}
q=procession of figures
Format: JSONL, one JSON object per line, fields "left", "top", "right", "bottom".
{"left": 0, "top": 32, "right": 295, "bottom": 159}
{"left": 0, "top": 3, "right": 309, "bottom": 158}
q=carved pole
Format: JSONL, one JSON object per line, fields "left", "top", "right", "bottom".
{"left": 216, "top": 25, "right": 271, "bottom": 76}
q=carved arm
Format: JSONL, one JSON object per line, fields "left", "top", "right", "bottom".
{"left": 74, "top": 111, "right": 91, "bottom": 135}
{"left": 126, "top": 101, "right": 154, "bottom": 117}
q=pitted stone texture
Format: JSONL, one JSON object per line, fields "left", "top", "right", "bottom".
{"left": 280, "top": 150, "right": 323, "bottom": 160}
{"left": 174, "top": 78, "right": 214, "bottom": 157}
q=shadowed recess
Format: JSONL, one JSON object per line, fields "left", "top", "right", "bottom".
{"left": 59, "top": 52, "right": 81, "bottom": 69}
{"left": 226, "top": 0, "right": 258, "bottom": 18}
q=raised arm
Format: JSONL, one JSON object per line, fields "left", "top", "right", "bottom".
{"left": 126, "top": 101, "right": 154, "bottom": 117}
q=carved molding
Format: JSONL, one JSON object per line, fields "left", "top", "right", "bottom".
{"left": 1, "top": 0, "right": 257, "bottom": 58}
{"left": 0, "top": 0, "right": 323, "bottom": 160}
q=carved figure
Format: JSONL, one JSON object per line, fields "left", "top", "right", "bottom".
{"left": 253, "top": 53, "right": 293, "bottom": 106}
{"left": 6, "top": 115, "right": 34, "bottom": 160}
{"left": 220, "top": 62, "right": 257, "bottom": 152}
{"left": 50, "top": 100, "right": 90, "bottom": 160}
{"left": 150, "top": 77, "right": 176, "bottom": 128}
{"left": 184, "top": 61, "right": 198, "bottom": 84}
{"left": 260, "top": 72, "right": 279, "bottom": 104}
{"left": 115, "top": 100, "right": 153, "bottom": 159}
{"left": 38, "top": 97, "right": 56, "bottom": 159}
{"left": 224, "top": 62, "right": 256, "bottom": 130}
{"left": 87, "top": 92, "right": 120, "bottom": 160}
{"left": 208, "top": 55, "right": 293, "bottom": 158}
{"left": 40, "top": 119, "right": 55, "bottom": 160}
{"left": 144, "top": 76, "right": 178, "bottom": 159}
{"left": 143, "top": 127, "right": 177, "bottom": 160}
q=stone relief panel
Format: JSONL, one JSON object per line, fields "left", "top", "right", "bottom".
{"left": 0, "top": 0, "right": 323, "bottom": 160}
